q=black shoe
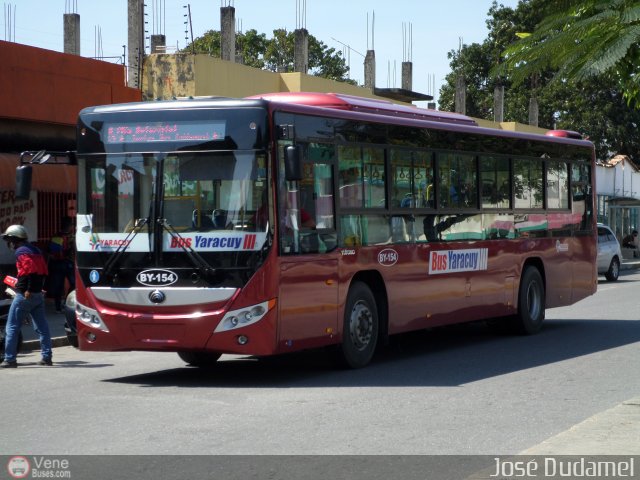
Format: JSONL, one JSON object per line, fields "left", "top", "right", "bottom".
{"left": 38, "top": 358, "right": 53, "bottom": 366}
{"left": 0, "top": 361, "right": 18, "bottom": 368}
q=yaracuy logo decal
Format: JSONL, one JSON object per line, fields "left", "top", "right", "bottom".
{"left": 136, "top": 269, "right": 178, "bottom": 286}
{"left": 428, "top": 248, "right": 489, "bottom": 275}
{"left": 167, "top": 233, "right": 264, "bottom": 251}
{"left": 378, "top": 248, "right": 398, "bottom": 266}
{"left": 90, "top": 236, "right": 131, "bottom": 251}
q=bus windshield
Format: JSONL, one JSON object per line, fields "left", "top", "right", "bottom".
{"left": 77, "top": 150, "right": 270, "bottom": 253}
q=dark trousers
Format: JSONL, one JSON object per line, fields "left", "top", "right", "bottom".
{"left": 48, "top": 260, "right": 75, "bottom": 310}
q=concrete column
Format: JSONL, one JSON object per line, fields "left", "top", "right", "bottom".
{"left": 364, "top": 50, "right": 376, "bottom": 89}
{"left": 63, "top": 13, "right": 80, "bottom": 56}
{"left": 221, "top": 6, "right": 236, "bottom": 62}
{"left": 150, "top": 34, "right": 166, "bottom": 54}
{"left": 294, "top": 28, "right": 309, "bottom": 73}
{"left": 494, "top": 85, "right": 504, "bottom": 123}
{"left": 401, "top": 61, "right": 412, "bottom": 91}
{"left": 455, "top": 75, "right": 466, "bottom": 115}
{"left": 529, "top": 96, "right": 539, "bottom": 127}
{"left": 127, "top": 0, "right": 145, "bottom": 88}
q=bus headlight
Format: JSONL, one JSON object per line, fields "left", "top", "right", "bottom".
{"left": 214, "top": 299, "right": 275, "bottom": 333}
{"left": 75, "top": 301, "right": 110, "bottom": 332}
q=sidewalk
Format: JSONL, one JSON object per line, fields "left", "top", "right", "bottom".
{"left": 21, "top": 299, "right": 70, "bottom": 350}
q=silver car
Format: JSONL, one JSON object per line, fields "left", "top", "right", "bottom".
{"left": 597, "top": 224, "right": 622, "bottom": 281}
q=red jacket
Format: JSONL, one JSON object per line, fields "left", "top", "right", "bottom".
{"left": 14, "top": 243, "right": 48, "bottom": 294}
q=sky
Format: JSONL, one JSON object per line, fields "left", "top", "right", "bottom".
{"left": 3, "top": 0, "right": 521, "bottom": 105}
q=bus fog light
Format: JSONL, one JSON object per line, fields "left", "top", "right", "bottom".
{"left": 237, "top": 335, "right": 248, "bottom": 345}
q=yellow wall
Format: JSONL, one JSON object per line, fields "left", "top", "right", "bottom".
{"left": 143, "top": 54, "right": 400, "bottom": 103}
{"left": 142, "top": 53, "right": 548, "bottom": 134}
{"left": 474, "top": 118, "right": 548, "bottom": 134}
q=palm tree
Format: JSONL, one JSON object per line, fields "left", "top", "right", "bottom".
{"left": 494, "top": 0, "right": 640, "bottom": 106}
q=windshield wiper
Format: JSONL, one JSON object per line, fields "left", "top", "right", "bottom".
{"left": 159, "top": 219, "right": 217, "bottom": 280}
{"left": 103, "top": 217, "right": 149, "bottom": 278}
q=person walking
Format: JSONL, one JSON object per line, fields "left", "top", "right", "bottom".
{"left": 1, "top": 224, "right": 53, "bottom": 368}
{"left": 48, "top": 217, "right": 75, "bottom": 313}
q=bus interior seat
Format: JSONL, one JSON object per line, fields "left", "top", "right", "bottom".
{"left": 212, "top": 209, "right": 228, "bottom": 229}
{"left": 192, "top": 209, "right": 215, "bottom": 231}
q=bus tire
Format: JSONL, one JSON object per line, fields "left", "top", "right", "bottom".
{"left": 178, "top": 351, "right": 222, "bottom": 368}
{"left": 339, "top": 282, "right": 378, "bottom": 369}
{"left": 515, "top": 266, "right": 545, "bottom": 335}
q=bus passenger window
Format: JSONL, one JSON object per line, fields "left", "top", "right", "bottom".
{"left": 480, "top": 156, "right": 510, "bottom": 209}
{"left": 547, "top": 160, "right": 569, "bottom": 209}
{"left": 363, "top": 147, "right": 385, "bottom": 208}
{"left": 338, "top": 146, "right": 363, "bottom": 208}
{"left": 514, "top": 159, "right": 543, "bottom": 209}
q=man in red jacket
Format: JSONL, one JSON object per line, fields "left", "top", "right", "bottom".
{"left": 1, "top": 224, "right": 52, "bottom": 368}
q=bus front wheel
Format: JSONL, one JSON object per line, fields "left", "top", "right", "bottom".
{"left": 515, "top": 267, "right": 545, "bottom": 334}
{"left": 339, "top": 282, "right": 378, "bottom": 369}
{"left": 178, "top": 351, "right": 222, "bottom": 368}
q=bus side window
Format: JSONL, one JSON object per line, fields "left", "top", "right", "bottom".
{"left": 281, "top": 143, "right": 337, "bottom": 254}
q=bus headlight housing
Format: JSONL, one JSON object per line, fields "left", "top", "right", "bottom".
{"left": 214, "top": 299, "right": 275, "bottom": 333}
{"left": 75, "top": 301, "right": 110, "bottom": 332}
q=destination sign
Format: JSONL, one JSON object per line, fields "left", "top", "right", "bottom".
{"left": 104, "top": 121, "right": 226, "bottom": 144}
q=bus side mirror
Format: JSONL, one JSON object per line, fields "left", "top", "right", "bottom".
{"left": 285, "top": 145, "right": 302, "bottom": 182}
{"left": 15, "top": 165, "right": 33, "bottom": 200}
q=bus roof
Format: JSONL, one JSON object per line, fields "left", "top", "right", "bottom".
{"left": 246, "top": 92, "right": 478, "bottom": 127}
{"left": 79, "top": 93, "right": 592, "bottom": 150}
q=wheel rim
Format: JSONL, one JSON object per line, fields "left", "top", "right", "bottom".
{"left": 349, "top": 300, "right": 373, "bottom": 351}
{"left": 611, "top": 260, "right": 619, "bottom": 278}
{"left": 526, "top": 280, "right": 542, "bottom": 321}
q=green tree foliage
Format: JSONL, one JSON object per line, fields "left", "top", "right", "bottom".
{"left": 495, "top": 0, "right": 640, "bottom": 107}
{"left": 439, "top": 0, "right": 640, "bottom": 163}
{"left": 182, "top": 28, "right": 352, "bottom": 83}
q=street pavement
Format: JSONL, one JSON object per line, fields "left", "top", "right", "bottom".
{"left": 12, "top": 258, "right": 640, "bottom": 456}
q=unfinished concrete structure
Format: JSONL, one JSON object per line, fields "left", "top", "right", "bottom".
{"left": 364, "top": 50, "right": 376, "bottom": 90}
{"left": 150, "top": 34, "right": 166, "bottom": 54}
{"left": 63, "top": 13, "right": 80, "bottom": 55}
{"left": 294, "top": 28, "right": 309, "bottom": 74}
{"left": 221, "top": 6, "right": 236, "bottom": 62}
{"left": 455, "top": 76, "right": 466, "bottom": 115}
{"left": 494, "top": 85, "right": 504, "bottom": 123}
{"left": 127, "top": 0, "right": 144, "bottom": 88}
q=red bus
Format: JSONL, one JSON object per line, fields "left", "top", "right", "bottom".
{"left": 23, "top": 92, "right": 597, "bottom": 368}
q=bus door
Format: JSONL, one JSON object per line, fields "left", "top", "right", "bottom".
{"left": 277, "top": 143, "right": 340, "bottom": 348}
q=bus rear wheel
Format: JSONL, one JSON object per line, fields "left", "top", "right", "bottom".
{"left": 178, "top": 351, "right": 222, "bottom": 368}
{"left": 515, "top": 266, "right": 545, "bottom": 334}
{"left": 339, "top": 282, "right": 378, "bottom": 369}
